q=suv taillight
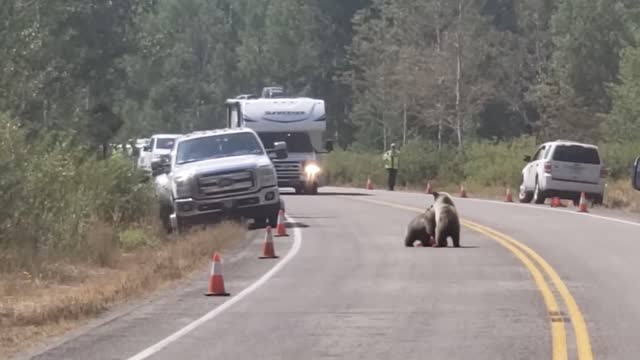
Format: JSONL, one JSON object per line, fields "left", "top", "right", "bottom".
{"left": 544, "top": 162, "right": 552, "bottom": 174}
{"left": 600, "top": 167, "right": 608, "bottom": 178}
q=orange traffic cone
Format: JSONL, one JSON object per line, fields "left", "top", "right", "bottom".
{"left": 578, "top": 192, "right": 588, "bottom": 213}
{"left": 551, "top": 197, "right": 561, "bottom": 207}
{"left": 275, "top": 209, "right": 288, "bottom": 237}
{"left": 205, "top": 252, "right": 230, "bottom": 297}
{"left": 259, "top": 226, "right": 278, "bottom": 259}
{"left": 459, "top": 185, "right": 468, "bottom": 198}
{"left": 505, "top": 188, "right": 513, "bottom": 202}
{"left": 425, "top": 181, "right": 433, "bottom": 194}
{"left": 366, "top": 177, "right": 374, "bottom": 190}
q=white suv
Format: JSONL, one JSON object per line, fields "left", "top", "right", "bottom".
{"left": 518, "top": 140, "right": 607, "bottom": 205}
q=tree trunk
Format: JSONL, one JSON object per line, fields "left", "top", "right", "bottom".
{"left": 402, "top": 103, "right": 407, "bottom": 146}
{"left": 436, "top": 0, "right": 443, "bottom": 151}
{"left": 455, "top": 0, "right": 463, "bottom": 150}
{"left": 383, "top": 124, "right": 387, "bottom": 152}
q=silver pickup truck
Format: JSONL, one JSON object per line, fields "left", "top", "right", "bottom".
{"left": 152, "top": 128, "right": 287, "bottom": 233}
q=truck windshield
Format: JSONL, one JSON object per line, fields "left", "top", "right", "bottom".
{"left": 176, "top": 132, "right": 264, "bottom": 165}
{"left": 155, "top": 138, "right": 177, "bottom": 150}
{"left": 258, "top": 132, "right": 313, "bottom": 153}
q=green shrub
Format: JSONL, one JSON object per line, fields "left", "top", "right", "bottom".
{"left": 323, "top": 135, "right": 638, "bottom": 190}
{"left": 119, "top": 228, "right": 158, "bottom": 252}
{"left": 0, "top": 114, "right": 155, "bottom": 271}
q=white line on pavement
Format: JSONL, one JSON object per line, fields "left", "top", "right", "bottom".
{"left": 125, "top": 215, "right": 303, "bottom": 360}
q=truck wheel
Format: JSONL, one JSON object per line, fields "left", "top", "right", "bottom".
{"left": 267, "top": 212, "right": 279, "bottom": 228}
{"left": 304, "top": 182, "right": 318, "bottom": 195}
{"left": 159, "top": 203, "right": 173, "bottom": 233}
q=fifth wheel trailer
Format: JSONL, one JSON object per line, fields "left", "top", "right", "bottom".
{"left": 225, "top": 87, "right": 333, "bottom": 194}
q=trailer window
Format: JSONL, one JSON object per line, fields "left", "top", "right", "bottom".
{"left": 258, "top": 132, "right": 313, "bottom": 153}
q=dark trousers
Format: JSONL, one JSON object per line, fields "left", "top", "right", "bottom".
{"left": 387, "top": 168, "right": 398, "bottom": 191}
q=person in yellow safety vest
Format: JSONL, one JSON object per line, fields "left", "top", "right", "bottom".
{"left": 383, "top": 143, "right": 400, "bottom": 191}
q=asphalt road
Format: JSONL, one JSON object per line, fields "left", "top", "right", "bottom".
{"left": 20, "top": 186, "right": 640, "bottom": 360}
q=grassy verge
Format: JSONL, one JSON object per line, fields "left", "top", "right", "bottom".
{"left": 323, "top": 137, "right": 640, "bottom": 213}
{"left": 0, "top": 223, "right": 244, "bottom": 358}
{"left": 0, "top": 115, "right": 247, "bottom": 358}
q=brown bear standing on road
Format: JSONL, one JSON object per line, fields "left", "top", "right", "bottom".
{"left": 403, "top": 205, "right": 436, "bottom": 247}
{"left": 431, "top": 191, "right": 461, "bottom": 248}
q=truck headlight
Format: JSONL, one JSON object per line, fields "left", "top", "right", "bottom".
{"left": 304, "top": 163, "right": 321, "bottom": 176}
{"left": 258, "top": 165, "right": 277, "bottom": 187}
{"left": 174, "top": 174, "right": 193, "bottom": 198}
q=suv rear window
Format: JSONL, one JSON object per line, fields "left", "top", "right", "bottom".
{"left": 552, "top": 145, "right": 600, "bottom": 164}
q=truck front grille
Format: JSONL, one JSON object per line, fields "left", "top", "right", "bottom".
{"left": 274, "top": 161, "right": 302, "bottom": 181}
{"left": 197, "top": 169, "right": 255, "bottom": 197}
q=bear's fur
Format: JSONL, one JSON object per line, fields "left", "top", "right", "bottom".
{"left": 431, "top": 191, "right": 461, "bottom": 248}
{"left": 403, "top": 205, "right": 436, "bottom": 247}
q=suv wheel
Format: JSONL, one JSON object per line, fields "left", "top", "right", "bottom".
{"left": 518, "top": 179, "right": 533, "bottom": 203}
{"left": 591, "top": 194, "right": 604, "bottom": 206}
{"left": 533, "top": 181, "right": 545, "bottom": 204}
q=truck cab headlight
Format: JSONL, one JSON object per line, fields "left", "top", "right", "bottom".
{"left": 174, "top": 173, "right": 193, "bottom": 198}
{"left": 258, "top": 165, "right": 277, "bottom": 187}
{"left": 304, "top": 163, "right": 321, "bottom": 175}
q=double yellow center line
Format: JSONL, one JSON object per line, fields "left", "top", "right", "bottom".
{"left": 352, "top": 197, "right": 593, "bottom": 360}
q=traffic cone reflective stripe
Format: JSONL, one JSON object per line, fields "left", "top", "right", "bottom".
{"left": 459, "top": 185, "right": 468, "bottom": 198}
{"left": 205, "top": 252, "right": 230, "bottom": 297}
{"left": 578, "top": 192, "right": 588, "bottom": 213}
{"left": 275, "top": 209, "right": 288, "bottom": 237}
{"left": 260, "top": 226, "right": 279, "bottom": 259}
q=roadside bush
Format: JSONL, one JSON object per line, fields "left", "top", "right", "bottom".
{"left": 0, "top": 114, "right": 154, "bottom": 272}
{"left": 324, "top": 135, "right": 639, "bottom": 191}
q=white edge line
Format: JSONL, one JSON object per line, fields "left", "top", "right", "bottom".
{"left": 343, "top": 187, "right": 640, "bottom": 228}
{"left": 455, "top": 196, "right": 640, "bottom": 227}
{"left": 125, "top": 215, "right": 303, "bottom": 360}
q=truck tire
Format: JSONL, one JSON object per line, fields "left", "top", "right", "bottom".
{"left": 304, "top": 182, "right": 318, "bottom": 195}
{"left": 267, "top": 211, "right": 279, "bottom": 228}
{"left": 159, "top": 204, "right": 173, "bottom": 233}
{"left": 253, "top": 210, "right": 279, "bottom": 228}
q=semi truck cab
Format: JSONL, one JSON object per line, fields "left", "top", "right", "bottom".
{"left": 225, "top": 87, "right": 333, "bottom": 195}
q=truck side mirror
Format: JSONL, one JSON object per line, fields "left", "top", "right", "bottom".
{"left": 633, "top": 156, "right": 640, "bottom": 191}
{"left": 151, "top": 156, "right": 170, "bottom": 176}
{"left": 523, "top": 155, "right": 531, "bottom": 162}
{"left": 269, "top": 141, "right": 288, "bottom": 160}
{"left": 324, "top": 140, "right": 334, "bottom": 153}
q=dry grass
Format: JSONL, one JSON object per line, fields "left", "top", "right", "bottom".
{"left": 0, "top": 222, "right": 245, "bottom": 359}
